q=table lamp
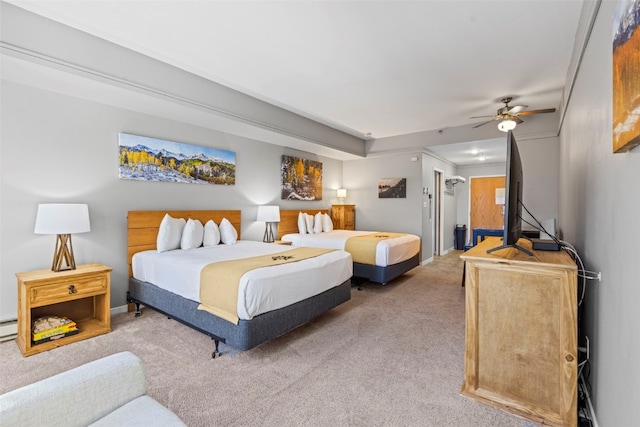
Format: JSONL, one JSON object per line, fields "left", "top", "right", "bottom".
{"left": 337, "top": 188, "right": 347, "bottom": 203}
{"left": 34, "top": 203, "right": 91, "bottom": 272}
{"left": 256, "top": 205, "right": 280, "bottom": 243}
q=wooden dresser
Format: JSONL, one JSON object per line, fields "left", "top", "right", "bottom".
{"left": 330, "top": 204, "right": 355, "bottom": 230}
{"left": 460, "top": 237, "right": 578, "bottom": 427}
{"left": 16, "top": 263, "right": 112, "bottom": 356}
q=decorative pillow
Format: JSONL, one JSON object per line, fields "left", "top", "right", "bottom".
{"left": 180, "top": 218, "right": 204, "bottom": 250}
{"left": 297, "top": 212, "right": 307, "bottom": 234}
{"left": 203, "top": 219, "right": 221, "bottom": 246}
{"left": 157, "top": 214, "right": 186, "bottom": 253}
{"left": 322, "top": 213, "right": 333, "bottom": 232}
{"left": 304, "top": 213, "right": 315, "bottom": 234}
{"left": 313, "top": 212, "right": 323, "bottom": 233}
{"left": 219, "top": 217, "right": 238, "bottom": 245}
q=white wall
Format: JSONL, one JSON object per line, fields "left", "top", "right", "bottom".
{"left": 0, "top": 80, "right": 342, "bottom": 320}
{"left": 342, "top": 152, "right": 423, "bottom": 237}
{"left": 559, "top": 1, "right": 640, "bottom": 425}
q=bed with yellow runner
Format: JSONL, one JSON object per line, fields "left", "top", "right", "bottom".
{"left": 127, "top": 210, "right": 352, "bottom": 358}
{"left": 278, "top": 210, "right": 421, "bottom": 286}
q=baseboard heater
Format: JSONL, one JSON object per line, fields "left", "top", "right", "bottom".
{"left": 0, "top": 319, "right": 18, "bottom": 342}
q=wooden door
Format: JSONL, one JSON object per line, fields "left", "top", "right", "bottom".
{"left": 470, "top": 176, "right": 506, "bottom": 239}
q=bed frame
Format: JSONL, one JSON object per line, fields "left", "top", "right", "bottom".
{"left": 278, "top": 209, "right": 420, "bottom": 287}
{"left": 127, "top": 210, "right": 351, "bottom": 358}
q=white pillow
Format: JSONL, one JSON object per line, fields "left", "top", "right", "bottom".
{"left": 297, "top": 212, "right": 307, "bottom": 234}
{"left": 322, "top": 213, "right": 333, "bottom": 232}
{"left": 219, "top": 217, "right": 238, "bottom": 245}
{"left": 304, "top": 213, "right": 315, "bottom": 234}
{"left": 157, "top": 214, "right": 186, "bottom": 253}
{"left": 313, "top": 212, "right": 323, "bottom": 233}
{"left": 203, "top": 220, "right": 221, "bottom": 246}
{"left": 180, "top": 218, "right": 204, "bottom": 250}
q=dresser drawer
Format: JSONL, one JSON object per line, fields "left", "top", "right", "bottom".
{"left": 29, "top": 275, "right": 108, "bottom": 306}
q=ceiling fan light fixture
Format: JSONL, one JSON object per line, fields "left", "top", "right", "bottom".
{"left": 498, "top": 118, "right": 517, "bottom": 132}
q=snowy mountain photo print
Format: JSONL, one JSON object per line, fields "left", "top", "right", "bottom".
{"left": 118, "top": 133, "right": 235, "bottom": 185}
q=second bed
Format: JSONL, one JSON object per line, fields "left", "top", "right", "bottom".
{"left": 278, "top": 209, "right": 421, "bottom": 285}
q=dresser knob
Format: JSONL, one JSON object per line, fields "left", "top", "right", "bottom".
{"left": 68, "top": 285, "right": 77, "bottom": 294}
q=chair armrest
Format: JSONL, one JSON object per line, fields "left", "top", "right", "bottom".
{"left": 0, "top": 351, "right": 146, "bottom": 427}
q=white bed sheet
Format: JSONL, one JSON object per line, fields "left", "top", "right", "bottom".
{"left": 132, "top": 241, "right": 352, "bottom": 321}
{"left": 281, "top": 230, "right": 420, "bottom": 267}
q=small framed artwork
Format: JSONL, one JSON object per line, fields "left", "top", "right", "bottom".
{"left": 119, "top": 133, "right": 236, "bottom": 185}
{"left": 281, "top": 155, "right": 323, "bottom": 200}
{"left": 612, "top": 0, "right": 640, "bottom": 153}
{"left": 378, "top": 178, "right": 407, "bottom": 198}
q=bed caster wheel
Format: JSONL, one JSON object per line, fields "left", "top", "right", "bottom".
{"left": 134, "top": 312, "right": 141, "bottom": 317}
{"left": 212, "top": 351, "right": 220, "bottom": 359}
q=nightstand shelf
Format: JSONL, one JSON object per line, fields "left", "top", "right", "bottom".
{"left": 16, "top": 263, "right": 112, "bottom": 356}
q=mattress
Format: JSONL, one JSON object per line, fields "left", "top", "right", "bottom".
{"left": 281, "top": 230, "right": 420, "bottom": 267}
{"left": 132, "top": 241, "right": 352, "bottom": 321}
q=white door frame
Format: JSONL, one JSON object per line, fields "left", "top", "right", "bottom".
{"left": 433, "top": 168, "right": 444, "bottom": 256}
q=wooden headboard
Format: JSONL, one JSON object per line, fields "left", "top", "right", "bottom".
{"left": 277, "top": 209, "right": 329, "bottom": 240}
{"left": 127, "top": 210, "right": 242, "bottom": 277}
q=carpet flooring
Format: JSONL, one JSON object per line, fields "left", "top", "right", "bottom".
{"left": 1, "top": 251, "right": 537, "bottom": 426}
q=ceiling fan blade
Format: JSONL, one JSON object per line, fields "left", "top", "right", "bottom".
{"left": 507, "top": 105, "right": 527, "bottom": 114}
{"left": 518, "top": 108, "right": 556, "bottom": 116}
{"left": 472, "top": 120, "right": 495, "bottom": 128}
{"left": 469, "top": 115, "right": 497, "bottom": 119}
{"left": 514, "top": 117, "right": 524, "bottom": 124}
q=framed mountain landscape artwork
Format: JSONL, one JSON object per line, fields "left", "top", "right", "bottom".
{"left": 281, "top": 155, "right": 322, "bottom": 200}
{"left": 118, "top": 133, "right": 236, "bottom": 185}
{"left": 613, "top": 0, "right": 640, "bottom": 153}
{"left": 378, "top": 178, "right": 407, "bottom": 198}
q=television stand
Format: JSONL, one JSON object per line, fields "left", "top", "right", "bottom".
{"left": 460, "top": 237, "right": 578, "bottom": 426}
{"left": 486, "top": 236, "right": 533, "bottom": 256}
{"left": 486, "top": 243, "right": 533, "bottom": 257}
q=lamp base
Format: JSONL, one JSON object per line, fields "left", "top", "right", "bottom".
{"left": 52, "top": 234, "right": 77, "bottom": 272}
{"left": 263, "top": 223, "right": 276, "bottom": 243}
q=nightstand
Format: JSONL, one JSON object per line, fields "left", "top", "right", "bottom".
{"left": 331, "top": 204, "right": 355, "bottom": 230}
{"left": 16, "top": 263, "right": 112, "bottom": 356}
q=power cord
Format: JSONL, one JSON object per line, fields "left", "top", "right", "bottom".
{"left": 519, "top": 203, "right": 596, "bottom": 426}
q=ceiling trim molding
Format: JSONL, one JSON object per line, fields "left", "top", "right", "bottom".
{"left": 558, "top": 0, "right": 602, "bottom": 133}
{"left": 422, "top": 149, "right": 459, "bottom": 168}
{"left": 2, "top": 41, "right": 366, "bottom": 160}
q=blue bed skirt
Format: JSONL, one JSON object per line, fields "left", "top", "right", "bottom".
{"left": 128, "top": 278, "right": 351, "bottom": 351}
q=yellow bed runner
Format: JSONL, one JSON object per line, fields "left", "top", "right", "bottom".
{"left": 345, "top": 233, "right": 406, "bottom": 265}
{"left": 198, "top": 247, "right": 335, "bottom": 325}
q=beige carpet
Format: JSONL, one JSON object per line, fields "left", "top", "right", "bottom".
{"left": 1, "top": 251, "right": 535, "bottom": 426}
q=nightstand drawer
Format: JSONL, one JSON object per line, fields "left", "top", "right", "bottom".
{"left": 30, "top": 275, "right": 108, "bottom": 306}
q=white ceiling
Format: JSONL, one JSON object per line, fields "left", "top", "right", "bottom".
{"left": 5, "top": 0, "right": 584, "bottom": 165}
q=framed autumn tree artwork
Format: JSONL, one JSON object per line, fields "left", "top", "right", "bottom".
{"left": 613, "top": 0, "right": 640, "bottom": 153}
{"left": 281, "top": 155, "right": 323, "bottom": 200}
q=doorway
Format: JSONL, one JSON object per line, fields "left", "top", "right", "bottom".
{"left": 469, "top": 175, "right": 506, "bottom": 244}
{"left": 433, "top": 169, "right": 443, "bottom": 256}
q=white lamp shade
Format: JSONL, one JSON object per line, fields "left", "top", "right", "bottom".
{"left": 337, "top": 188, "right": 347, "bottom": 198}
{"left": 34, "top": 204, "right": 91, "bottom": 234}
{"left": 256, "top": 205, "right": 280, "bottom": 222}
{"left": 498, "top": 119, "right": 517, "bottom": 132}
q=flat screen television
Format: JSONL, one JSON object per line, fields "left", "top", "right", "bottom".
{"left": 487, "top": 130, "right": 533, "bottom": 256}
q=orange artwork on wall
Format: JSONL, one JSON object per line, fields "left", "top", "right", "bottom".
{"left": 612, "top": 0, "right": 640, "bottom": 153}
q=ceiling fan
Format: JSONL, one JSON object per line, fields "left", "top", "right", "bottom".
{"left": 471, "top": 97, "right": 556, "bottom": 132}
